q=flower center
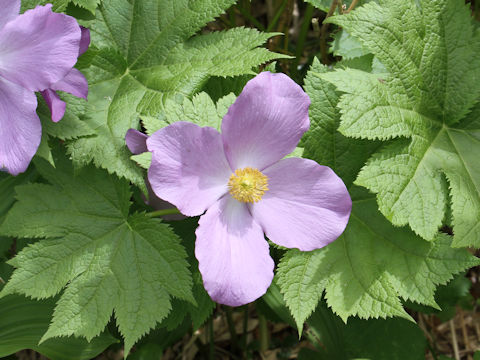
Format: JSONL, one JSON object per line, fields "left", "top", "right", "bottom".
{"left": 228, "top": 167, "right": 269, "bottom": 203}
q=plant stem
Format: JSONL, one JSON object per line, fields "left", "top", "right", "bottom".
{"left": 209, "top": 315, "right": 215, "bottom": 360}
{"left": 291, "top": 3, "right": 314, "bottom": 78}
{"left": 267, "top": 0, "right": 289, "bottom": 32}
{"left": 258, "top": 314, "right": 269, "bottom": 353}
{"left": 236, "top": 4, "right": 266, "bottom": 31}
{"left": 145, "top": 208, "right": 181, "bottom": 217}
{"left": 320, "top": 0, "right": 338, "bottom": 64}
{"left": 225, "top": 307, "right": 239, "bottom": 353}
{"left": 241, "top": 305, "right": 249, "bottom": 358}
{"left": 450, "top": 319, "right": 460, "bottom": 360}
{"left": 346, "top": 0, "right": 360, "bottom": 13}
{"left": 227, "top": 7, "right": 237, "bottom": 27}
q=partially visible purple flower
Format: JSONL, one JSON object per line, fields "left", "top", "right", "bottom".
{"left": 40, "top": 26, "right": 90, "bottom": 123}
{"left": 0, "top": 1, "right": 88, "bottom": 175}
{"left": 126, "top": 129, "right": 149, "bottom": 155}
{"left": 127, "top": 72, "right": 352, "bottom": 306}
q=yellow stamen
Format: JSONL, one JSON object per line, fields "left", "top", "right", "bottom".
{"left": 228, "top": 167, "right": 269, "bottom": 203}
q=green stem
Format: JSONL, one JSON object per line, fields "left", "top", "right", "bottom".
{"left": 241, "top": 305, "right": 249, "bottom": 354}
{"left": 242, "top": 305, "right": 248, "bottom": 350}
{"left": 292, "top": 3, "right": 314, "bottom": 77}
{"left": 225, "top": 307, "right": 239, "bottom": 353}
{"left": 146, "top": 208, "right": 181, "bottom": 217}
{"left": 236, "top": 4, "right": 266, "bottom": 31}
{"left": 320, "top": 0, "right": 338, "bottom": 64}
{"left": 227, "top": 7, "right": 237, "bottom": 27}
{"left": 209, "top": 315, "right": 215, "bottom": 360}
{"left": 266, "top": 0, "right": 289, "bottom": 32}
{"left": 346, "top": 0, "right": 360, "bottom": 13}
{"left": 258, "top": 314, "right": 269, "bottom": 353}
{"left": 475, "top": 1, "right": 480, "bottom": 21}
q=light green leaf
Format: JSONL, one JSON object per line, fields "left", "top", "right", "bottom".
{"left": 322, "top": 0, "right": 480, "bottom": 245}
{"left": 131, "top": 152, "right": 152, "bottom": 170}
{"left": 143, "top": 92, "right": 236, "bottom": 135}
{"left": 277, "top": 60, "right": 480, "bottom": 328}
{"left": 22, "top": 0, "right": 100, "bottom": 13}
{"left": 21, "top": 0, "right": 68, "bottom": 11}
{"left": 0, "top": 157, "right": 193, "bottom": 353}
{"left": 331, "top": 29, "right": 370, "bottom": 59}
{"left": 301, "top": 58, "right": 381, "bottom": 188}
{"left": 0, "top": 294, "right": 116, "bottom": 360}
{"left": 67, "top": 0, "right": 286, "bottom": 186}
{"left": 36, "top": 132, "right": 55, "bottom": 166}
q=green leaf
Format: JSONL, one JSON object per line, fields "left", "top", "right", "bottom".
{"left": 202, "top": 74, "right": 252, "bottom": 102}
{"left": 0, "top": 294, "right": 116, "bottom": 360}
{"left": 67, "top": 0, "right": 286, "bottom": 186}
{"left": 72, "top": 0, "right": 101, "bottom": 13}
{"left": 278, "top": 195, "right": 479, "bottom": 327}
{"left": 300, "top": 58, "right": 381, "bottom": 188}
{"left": 331, "top": 29, "right": 370, "bottom": 59}
{"left": 0, "top": 156, "right": 193, "bottom": 353}
{"left": 407, "top": 273, "right": 474, "bottom": 322}
{"left": 306, "top": 304, "right": 427, "bottom": 360}
{"left": 143, "top": 92, "right": 236, "bottom": 135}
{"left": 21, "top": 0, "right": 67, "bottom": 11}
{"left": 131, "top": 152, "right": 152, "bottom": 170}
{"left": 38, "top": 94, "right": 94, "bottom": 141}
{"left": 257, "top": 281, "right": 297, "bottom": 329}
{"left": 0, "top": 170, "right": 37, "bottom": 218}
{"left": 305, "top": 0, "right": 373, "bottom": 13}
{"left": 162, "top": 218, "right": 215, "bottom": 331}
{"left": 322, "top": 0, "right": 480, "bottom": 245}
{"left": 22, "top": 0, "right": 100, "bottom": 13}
{"left": 276, "top": 60, "right": 480, "bottom": 328}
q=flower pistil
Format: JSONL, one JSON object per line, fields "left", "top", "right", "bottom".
{"left": 228, "top": 167, "right": 269, "bottom": 203}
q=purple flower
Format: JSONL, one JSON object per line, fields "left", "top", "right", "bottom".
{"left": 128, "top": 72, "right": 352, "bottom": 306}
{"left": 0, "top": 1, "right": 88, "bottom": 175}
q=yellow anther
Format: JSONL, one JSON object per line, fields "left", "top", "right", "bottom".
{"left": 228, "top": 167, "right": 269, "bottom": 203}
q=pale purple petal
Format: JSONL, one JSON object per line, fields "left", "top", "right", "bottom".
{"left": 250, "top": 158, "right": 352, "bottom": 251}
{"left": 51, "top": 68, "right": 88, "bottom": 99}
{"left": 40, "top": 89, "right": 66, "bottom": 123}
{"left": 221, "top": 72, "right": 310, "bottom": 170}
{"left": 147, "top": 122, "right": 232, "bottom": 216}
{"left": 0, "top": 0, "right": 20, "bottom": 30}
{"left": 125, "top": 129, "right": 148, "bottom": 154}
{"left": 0, "top": 77, "right": 40, "bottom": 175}
{"left": 79, "top": 26, "right": 90, "bottom": 55}
{"left": 0, "top": 4, "right": 81, "bottom": 91}
{"left": 195, "top": 196, "right": 274, "bottom": 306}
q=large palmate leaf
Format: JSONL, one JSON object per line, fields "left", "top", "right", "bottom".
{"left": 276, "top": 60, "right": 479, "bottom": 329}
{"left": 0, "top": 156, "right": 193, "bottom": 354}
{"left": 321, "top": 0, "right": 480, "bottom": 246}
{"left": 0, "top": 294, "right": 116, "bottom": 360}
{"left": 67, "top": 0, "right": 287, "bottom": 186}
